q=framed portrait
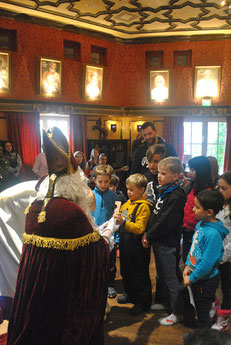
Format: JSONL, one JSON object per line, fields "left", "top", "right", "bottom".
{"left": 39, "top": 57, "right": 62, "bottom": 96}
{"left": 150, "top": 70, "right": 169, "bottom": 102}
{"left": 0, "top": 51, "right": 10, "bottom": 93}
{"left": 84, "top": 65, "right": 103, "bottom": 101}
{"left": 194, "top": 66, "right": 221, "bottom": 99}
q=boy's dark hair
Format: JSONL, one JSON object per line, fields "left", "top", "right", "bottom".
{"left": 141, "top": 121, "right": 156, "bottom": 131}
{"left": 183, "top": 328, "right": 231, "bottom": 345}
{"left": 110, "top": 174, "right": 120, "bottom": 186}
{"left": 196, "top": 189, "right": 224, "bottom": 216}
{"left": 146, "top": 144, "right": 166, "bottom": 162}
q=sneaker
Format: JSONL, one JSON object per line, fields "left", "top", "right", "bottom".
{"left": 209, "top": 299, "right": 218, "bottom": 321}
{"left": 151, "top": 303, "right": 166, "bottom": 311}
{"left": 212, "top": 317, "right": 229, "bottom": 332}
{"left": 130, "top": 303, "right": 146, "bottom": 316}
{"left": 158, "top": 313, "right": 183, "bottom": 326}
{"left": 117, "top": 293, "right": 130, "bottom": 304}
{"left": 108, "top": 287, "right": 117, "bottom": 299}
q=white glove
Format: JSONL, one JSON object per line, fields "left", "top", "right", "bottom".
{"left": 97, "top": 221, "right": 108, "bottom": 233}
{"left": 105, "top": 217, "right": 120, "bottom": 233}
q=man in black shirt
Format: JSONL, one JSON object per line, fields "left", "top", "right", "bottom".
{"left": 131, "top": 122, "right": 177, "bottom": 175}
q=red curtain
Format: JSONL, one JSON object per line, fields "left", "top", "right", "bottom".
{"left": 70, "top": 114, "right": 87, "bottom": 158}
{"left": 6, "top": 112, "right": 41, "bottom": 179}
{"left": 224, "top": 116, "right": 231, "bottom": 172}
{"left": 163, "top": 116, "right": 184, "bottom": 161}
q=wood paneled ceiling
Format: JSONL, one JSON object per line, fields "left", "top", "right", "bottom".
{"left": 1, "top": 0, "right": 231, "bottom": 40}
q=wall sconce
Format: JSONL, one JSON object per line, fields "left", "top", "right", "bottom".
{"left": 111, "top": 124, "right": 117, "bottom": 133}
{"left": 137, "top": 125, "right": 142, "bottom": 132}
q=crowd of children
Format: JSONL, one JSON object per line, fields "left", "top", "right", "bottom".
{"left": 82, "top": 144, "right": 231, "bottom": 333}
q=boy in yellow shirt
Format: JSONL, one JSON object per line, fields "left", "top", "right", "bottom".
{"left": 114, "top": 173, "right": 152, "bottom": 316}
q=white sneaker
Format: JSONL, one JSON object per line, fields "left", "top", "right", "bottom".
{"left": 158, "top": 313, "right": 183, "bottom": 326}
{"left": 212, "top": 317, "right": 229, "bottom": 332}
{"left": 151, "top": 303, "right": 166, "bottom": 311}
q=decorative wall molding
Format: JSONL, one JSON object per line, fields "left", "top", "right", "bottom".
{"left": 0, "top": 100, "right": 231, "bottom": 117}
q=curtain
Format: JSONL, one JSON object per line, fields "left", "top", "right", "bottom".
{"left": 163, "top": 116, "right": 184, "bottom": 161}
{"left": 6, "top": 112, "right": 41, "bottom": 179}
{"left": 70, "top": 114, "right": 87, "bottom": 158}
{"left": 224, "top": 116, "right": 231, "bottom": 172}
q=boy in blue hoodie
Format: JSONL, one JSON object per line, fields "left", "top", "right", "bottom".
{"left": 91, "top": 164, "right": 118, "bottom": 298}
{"left": 183, "top": 189, "right": 228, "bottom": 328}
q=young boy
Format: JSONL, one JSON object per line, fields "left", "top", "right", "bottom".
{"left": 91, "top": 164, "right": 118, "bottom": 298}
{"left": 143, "top": 157, "right": 187, "bottom": 325}
{"left": 183, "top": 189, "right": 228, "bottom": 328}
{"left": 114, "top": 174, "right": 153, "bottom": 316}
{"left": 145, "top": 144, "right": 166, "bottom": 205}
{"left": 109, "top": 174, "right": 127, "bottom": 205}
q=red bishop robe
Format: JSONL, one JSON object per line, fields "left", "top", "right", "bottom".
{"left": 7, "top": 197, "right": 109, "bottom": 345}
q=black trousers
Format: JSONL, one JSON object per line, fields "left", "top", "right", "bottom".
{"left": 120, "top": 231, "right": 152, "bottom": 309}
{"left": 219, "top": 262, "right": 231, "bottom": 310}
{"left": 191, "top": 274, "right": 220, "bottom": 328}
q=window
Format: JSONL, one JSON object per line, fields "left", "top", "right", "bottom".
{"left": 183, "top": 119, "right": 226, "bottom": 173}
{"left": 64, "top": 40, "right": 81, "bottom": 61}
{"left": 145, "top": 51, "right": 163, "bottom": 68}
{"left": 40, "top": 114, "right": 70, "bottom": 145}
{"left": 91, "top": 46, "right": 107, "bottom": 65}
{"left": 0, "top": 28, "right": 17, "bottom": 51}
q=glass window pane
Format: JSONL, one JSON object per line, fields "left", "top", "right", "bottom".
{"left": 218, "top": 122, "right": 227, "bottom": 144}
{"left": 184, "top": 122, "right": 191, "bottom": 144}
{"left": 207, "top": 144, "right": 217, "bottom": 157}
{"left": 192, "top": 122, "right": 202, "bottom": 144}
{"left": 192, "top": 144, "right": 202, "bottom": 157}
{"left": 184, "top": 144, "right": 191, "bottom": 155}
{"left": 218, "top": 145, "right": 225, "bottom": 174}
{"left": 207, "top": 122, "right": 218, "bottom": 143}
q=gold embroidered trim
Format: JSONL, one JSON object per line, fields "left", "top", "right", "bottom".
{"left": 22, "top": 230, "right": 101, "bottom": 251}
{"left": 24, "top": 204, "right": 31, "bottom": 215}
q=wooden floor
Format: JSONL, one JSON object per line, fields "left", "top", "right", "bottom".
{"left": 1, "top": 251, "right": 231, "bottom": 345}
{"left": 105, "top": 251, "right": 231, "bottom": 345}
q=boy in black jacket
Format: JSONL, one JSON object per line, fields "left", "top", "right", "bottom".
{"left": 143, "top": 157, "right": 187, "bottom": 325}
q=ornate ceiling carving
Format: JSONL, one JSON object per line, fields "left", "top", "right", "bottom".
{"left": 1, "top": 0, "right": 231, "bottom": 39}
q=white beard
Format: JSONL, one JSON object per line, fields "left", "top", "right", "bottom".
{"left": 36, "top": 169, "right": 96, "bottom": 227}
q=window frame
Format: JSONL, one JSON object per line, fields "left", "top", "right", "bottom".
{"left": 183, "top": 117, "right": 227, "bottom": 173}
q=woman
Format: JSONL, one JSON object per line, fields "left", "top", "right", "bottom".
{"left": 74, "top": 151, "right": 86, "bottom": 174}
{"left": 4, "top": 141, "right": 22, "bottom": 187}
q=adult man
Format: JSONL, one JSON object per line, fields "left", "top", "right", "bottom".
{"left": 7, "top": 127, "right": 116, "bottom": 345}
{"left": 131, "top": 121, "right": 177, "bottom": 175}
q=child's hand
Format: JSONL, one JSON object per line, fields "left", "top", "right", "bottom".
{"left": 183, "top": 275, "right": 191, "bottom": 287}
{"left": 183, "top": 266, "right": 191, "bottom": 278}
{"left": 113, "top": 213, "right": 124, "bottom": 225}
{"left": 142, "top": 233, "right": 151, "bottom": 248}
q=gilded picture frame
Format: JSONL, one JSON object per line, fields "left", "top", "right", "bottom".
{"left": 39, "top": 57, "right": 62, "bottom": 96}
{"left": 150, "top": 69, "right": 170, "bottom": 102}
{"left": 194, "top": 66, "right": 221, "bottom": 99}
{"left": 84, "top": 65, "right": 103, "bottom": 101}
{"left": 0, "top": 51, "right": 10, "bottom": 93}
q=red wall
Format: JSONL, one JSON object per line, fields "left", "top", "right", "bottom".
{"left": 1, "top": 18, "right": 231, "bottom": 108}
